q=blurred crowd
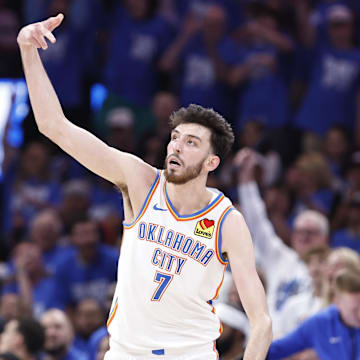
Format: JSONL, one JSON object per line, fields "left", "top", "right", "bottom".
{"left": 1, "top": 0, "right": 360, "bottom": 359}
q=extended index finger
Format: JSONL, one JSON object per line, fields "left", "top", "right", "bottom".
{"left": 43, "top": 13, "right": 64, "bottom": 32}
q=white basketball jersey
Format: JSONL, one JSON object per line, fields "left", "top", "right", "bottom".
{"left": 107, "top": 170, "right": 234, "bottom": 356}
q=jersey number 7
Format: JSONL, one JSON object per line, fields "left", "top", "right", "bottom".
{"left": 151, "top": 271, "right": 174, "bottom": 301}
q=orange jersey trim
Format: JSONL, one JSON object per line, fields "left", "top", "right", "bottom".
{"left": 107, "top": 299, "right": 118, "bottom": 328}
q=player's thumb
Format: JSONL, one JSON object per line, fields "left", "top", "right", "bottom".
{"left": 44, "top": 13, "right": 64, "bottom": 32}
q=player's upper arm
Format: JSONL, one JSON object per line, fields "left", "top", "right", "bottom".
{"left": 46, "top": 117, "right": 156, "bottom": 189}
{"left": 221, "top": 210, "right": 270, "bottom": 325}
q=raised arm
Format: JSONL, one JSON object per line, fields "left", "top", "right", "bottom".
{"left": 234, "top": 149, "right": 292, "bottom": 272}
{"left": 17, "top": 14, "right": 156, "bottom": 208}
{"left": 222, "top": 210, "right": 272, "bottom": 360}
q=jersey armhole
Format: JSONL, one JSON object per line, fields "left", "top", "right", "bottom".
{"left": 215, "top": 205, "right": 235, "bottom": 265}
{"left": 123, "top": 170, "right": 161, "bottom": 229}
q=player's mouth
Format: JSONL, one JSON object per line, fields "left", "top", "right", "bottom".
{"left": 168, "top": 156, "right": 182, "bottom": 169}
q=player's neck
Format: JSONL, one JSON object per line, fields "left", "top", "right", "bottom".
{"left": 166, "top": 176, "right": 213, "bottom": 216}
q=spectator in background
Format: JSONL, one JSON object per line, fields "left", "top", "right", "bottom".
{"left": 52, "top": 217, "right": 118, "bottom": 310}
{"left": 38, "top": 0, "right": 92, "bottom": 130}
{"left": 57, "top": 180, "right": 90, "bottom": 235}
{"left": 0, "top": 293, "right": 22, "bottom": 330}
{"left": 2, "top": 242, "right": 57, "bottom": 318}
{"left": 304, "top": 0, "right": 356, "bottom": 46}
{"left": 215, "top": 302, "right": 249, "bottom": 360}
{"left": 41, "top": 308, "right": 88, "bottom": 360}
{"left": 323, "top": 246, "right": 360, "bottom": 305}
{"left": 226, "top": 4, "right": 293, "bottom": 131}
{"left": 235, "top": 149, "right": 330, "bottom": 335}
{"left": 73, "top": 298, "right": 106, "bottom": 356}
{"left": 87, "top": 283, "right": 115, "bottom": 360}
{"left": 140, "top": 92, "right": 178, "bottom": 168}
{"left": 6, "top": 141, "right": 62, "bottom": 239}
{"left": 0, "top": 317, "right": 45, "bottom": 360}
{"left": 266, "top": 268, "right": 360, "bottom": 360}
{"left": 0, "top": 5, "right": 22, "bottom": 77}
{"left": 286, "top": 151, "right": 335, "bottom": 216}
{"left": 102, "top": 0, "right": 174, "bottom": 108}
{"left": 331, "top": 193, "right": 360, "bottom": 252}
{"left": 160, "top": 4, "right": 235, "bottom": 120}
{"left": 172, "top": 0, "right": 245, "bottom": 32}
{"left": 30, "top": 209, "right": 73, "bottom": 274}
{"left": 105, "top": 107, "right": 136, "bottom": 154}
{"left": 294, "top": 3, "right": 360, "bottom": 142}
{"left": 276, "top": 247, "right": 329, "bottom": 338}
{"left": 323, "top": 125, "right": 350, "bottom": 189}
{"left": 344, "top": 151, "right": 360, "bottom": 197}
{"left": 263, "top": 183, "right": 293, "bottom": 246}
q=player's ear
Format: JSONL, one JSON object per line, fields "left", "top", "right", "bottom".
{"left": 206, "top": 155, "right": 220, "bottom": 172}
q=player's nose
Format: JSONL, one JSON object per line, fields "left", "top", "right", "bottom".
{"left": 173, "top": 140, "right": 182, "bottom": 153}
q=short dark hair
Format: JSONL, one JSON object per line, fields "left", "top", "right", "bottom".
{"left": 169, "top": 104, "right": 234, "bottom": 161}
{"left": 16, "top": 318, "right": 45, "bottom": 355}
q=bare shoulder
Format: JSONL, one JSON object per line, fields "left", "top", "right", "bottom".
{"left": 222, "top": 209, "right": 247, "bottom": 232}
{"left": 221, "top": 208, "right": 252, "bottom": 254}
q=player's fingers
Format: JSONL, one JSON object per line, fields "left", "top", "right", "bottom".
{"left": 33, "top": 29, "right": 48, "bottom": 49}
{"left": 30, "top": 35, "right": 44, "bottom": 49}
{"left": 43, "top": 29, "right": 56, "bottom": 44}
{"left": 43, "top": 13, "right": 64, "bottom": 32}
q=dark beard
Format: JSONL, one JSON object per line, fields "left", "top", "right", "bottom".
{"left": 164, "top": 156, "right": 205, "bottom": 184}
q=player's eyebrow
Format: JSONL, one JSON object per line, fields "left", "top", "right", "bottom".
{"left": 171, "top": 129, "right": 202, "bottom": 142}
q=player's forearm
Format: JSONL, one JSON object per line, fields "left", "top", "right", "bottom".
{"left": 19, "top": 45, "right": 66, "bottom": 137}
{"left": 244, "top": 315, "right": 272, "bottom": 360}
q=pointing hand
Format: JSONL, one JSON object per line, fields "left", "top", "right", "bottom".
{"left": 17, "top": 13, "right": 64, "bottom": 50}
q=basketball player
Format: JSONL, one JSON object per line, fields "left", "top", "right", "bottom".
{"left": 17, "top": 14, "right": 272, "bottom": 360}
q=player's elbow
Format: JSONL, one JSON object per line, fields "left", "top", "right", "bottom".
{"left": 250, "top": 313, "right": 273, "bottom": 342}
{"left": 263, "top": 314, "right": 273, "bottom": 340}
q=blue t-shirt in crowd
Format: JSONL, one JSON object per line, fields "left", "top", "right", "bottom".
{"left": 103, "top": 7, "right": 174, "bottom": 106}
{"left": 179, "top": 34, "right": 236, "bottom": 120}
{"left": 73, "top": 335, "right": 91, "bottom": 358}
{"left": 42, "top": 244, "right": 75, "bottom": 275}
{"left": 222, "top": 39, "right": 290, "bottom": 130}
{"left": 87, "top": 326, "right": 108, "bottom": 360}
{"left": 52, "top": 244, "right": 118, "bottom": 308}
{"left": 331, "top": 228, "right": 360, "bottom": 253}
{"left": 10, "top": 178, "right": 62, "bottom": 227}
{"left": 2, "top": 276, "right": 58, "bottom": 319}
{"left": 267, "top": 305, "right": 360, "bottom": 359}
{"left": 295, "top": 45, "right": 360, "bottom": 135}
{"left": 40, "top": 23, "right": 86, "bottom": 108}
{"left": 89, "top": 180, "right": 123, "bottom": 220}
{"left": 175, "top": 0, "right": 245, "bottom": 31}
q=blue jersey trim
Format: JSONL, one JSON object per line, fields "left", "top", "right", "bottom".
{"left": 123, "top": 169, "right": 160, "bottom": 227}
{"left": 217, "top": 207, "right": 235, "bottom": 264}
{"left": 152, "top": 349, "right": 165, "bottom": 355}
